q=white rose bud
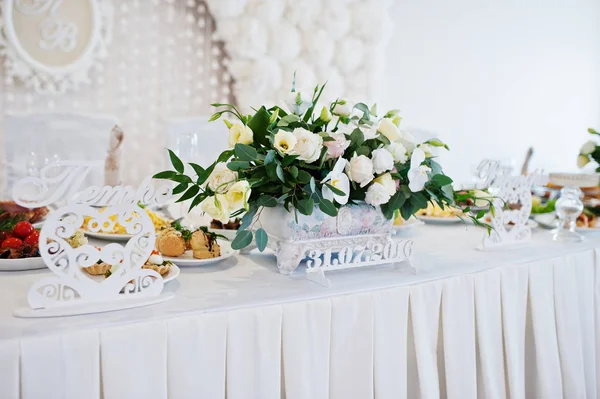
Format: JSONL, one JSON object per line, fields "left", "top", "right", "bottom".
{"left": 285, "top": 91, "right": 312, "bottom": 116}
{"left": 371, "top": 148, "right": 394, "bottom": 174}
{"left": 373, "top": 173, "right": 397, "bottom": 196}
{"left": 332, "top": 99, "right": 352, "bottom": 116}
{"left": 577, "top": 155, "right": 591, "bottom": 169}
{"left": 345, "top": 153, "right": 374, "bottom": 187}
{"left": 377, "top": 118, "right": 402, "bottom": 142}
{"left": 206, "top": 162, "right": 238, "bottom": 193}
{"left": 385, "top": 142, "right": 408, "bottom": 164}
{"left": 398, "top": 130, "right": 417, "bottom": 153}
{"left": 228, "top": 123, "right": 254, "bottom": 147}
{"left": 580, "top": 140, "right": 596, "bottom": 155}
{"left": 291, "top": 128, "right": 323, "bottom": 163}
{"left": 319, "top": 106, "right": 332, "bottom": 122}
{"left": 200, "top": 195, "right": 230, "bottom": 223}
{"left": 365, "top": 182, "right": 392, "bottom": 206}
{"left": 225, "top": 180, "right": 251, "bottom": 211}
{"left": 273, "top": 130, "right": 297, "bottom": 155}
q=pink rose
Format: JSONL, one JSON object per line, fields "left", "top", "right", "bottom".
{"left": 324, "top": 132, "right": 350, "bottom": 159}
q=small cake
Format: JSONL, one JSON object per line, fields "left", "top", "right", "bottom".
{"left": 156, "top": 227, "right": 186, "bottom": 257}
{"left": 190, "top": 230, "right": 220, "bottom": 259}
{"left": 142, "top": 250, "right": 173, "bottom": 276}
{"left": 85, "top": 261, "right": 111, "bottom": 275}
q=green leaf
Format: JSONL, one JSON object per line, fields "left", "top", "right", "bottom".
{"left": 411, "top": 193, "right": 429, "bottom": 210}
{"left": 281, "top": 155, "right": 299, "bottom": 166}
{"left": 197, "top": 163, "right": 215, "bottom": 185}
{"left": 171, "top": 175, "right": 193, "bottom": 183}
{"left": 256, "top": 195, "right": 278, "bottom": 207}
{"left": 217, "top": 150, "right": 235, "bottom": 164}
{"left": 350, "top": 128, "right": 365, "bottom": 147}
{"left": 269, "top": 108, "right": 279, "bottom": 124}
{"left": 188, "top": 193, "right": 205, "bottom": 212}
{"left": 289, "top": 166, "right": 299, "bottom": 178}
{"left": 176, "top": 185, "right": 200, "bottom": 203}
{"left": 297, "top": 170, "right": 312, "bottom": 184}
{"left": 234, "top": 143, "right": 258, "bottom": 161}
{"left": 227, "top": 161, "right": 250, "bottom": 171}
{"left": 387, "top": 189, "right": 408, "bottom": 210}
{"left": 325, "top": 183, "right": 345, "bottom": 196}
{"left": 153, "top": 170, "right": 177, "bottom": 179}
{"left": 430, "top": 174, "right": 453, "bottom": 187}
{"left": 356, "top": 146, "right": 370, "bottom": 156}
{"left": 276, "top": 164, "right": 285, "bottom": 182}
{"left": 309, "top": 177, "right": 316, "bottom": 193}
{"left": 297, "top": 198, "right": 314, "bottom": 215}
{"left": 239, "top": 206, "right": 257, "bottom": 231}
{"left": 172, "top": 182, "right": 188, "bottom": 195}
{"left": 377, "top": 134, "right": 391, "bottom": 145}
{"left": 318, "top": 199, "right": 338, "bottom": 217}
{"left": 353, "top": 103, "right": 371, "bottom": 120}
{"left": 247, "top": 106, "right": 271, "bottom": 147}
{"left": 476, "top": 209, "right": 486, "bottom": 219}
{"left": 189, "top": 163, "right": 204, "bottom": 176}
{"left": 255, "top": 228, "right": 268, "bottom": 252}
{"left": 168, "top": 149, "right": 185, "bottom": 173}
{"left": 264, "top": 150, "right": 276, "bottom": 165}
{"left": 231, "top": 230, "right": 253, "bottom": 250}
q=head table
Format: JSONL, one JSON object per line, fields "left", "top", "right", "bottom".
{"left": 0, "top": 224, "right": 598, "bottom": 399}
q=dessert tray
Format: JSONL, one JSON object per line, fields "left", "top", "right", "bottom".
{"left": 163, "top": 240, "right": 236, "bottom": 266}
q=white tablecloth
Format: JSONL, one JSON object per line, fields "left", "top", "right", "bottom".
{"left": 0, "top": 225, "right": 599, "bottom": 398}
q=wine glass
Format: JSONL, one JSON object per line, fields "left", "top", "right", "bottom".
{"left": 552, "top": 186, "right": 584, "bottom": 242}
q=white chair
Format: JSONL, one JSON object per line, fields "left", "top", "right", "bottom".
{"left": 1, "top": 113, "right": 117, "bottom": 199}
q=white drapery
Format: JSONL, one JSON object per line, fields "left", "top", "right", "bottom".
{"left": 1, "top": 248, "right": 597, "bottom": 399}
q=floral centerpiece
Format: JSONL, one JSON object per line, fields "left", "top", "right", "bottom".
{"left": 155, "top": 80, "right": 479, "bottom": 252}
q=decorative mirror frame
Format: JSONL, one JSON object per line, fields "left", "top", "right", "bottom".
{"left": 0, "top": 0, "right": 113, "bottom": 93}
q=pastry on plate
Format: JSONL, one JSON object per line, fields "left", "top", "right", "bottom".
{"left": 156, "top": 227, "right": 186, "bottom": 257}
{"left": 190, "top": 229, "right": 220, "bottom": 259}
{"left": 85, "top": 261, "right": 112, "bottom": 275}
{"left": 142, "top": 250, "right": 173, "bottom": 276}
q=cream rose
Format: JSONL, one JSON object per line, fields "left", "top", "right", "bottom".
{"left": 373, "top": 173, "right": 396, "bottom": 196}
{"left": 292, "top": 128, "right": 323, "bottom": 163}
{"left": 580, "top": 140, "right": 596, "bottom": 156}
{"left": 385, "top": 142, "right": 408, "bottom": 164}
{"left": 365, "top": 182, "right": 392, "bottom": 206}
{"left": 398, "top": 130, "right": 417, "bottom": 153}
{"left": 273, "top": 130, "right": 297, "bottom": 155}
{"left": 200, "top": 195, "right": 230, "bottom": 223}
{"left": 345, "top": 153, "right": 374, "bottom": 187}
{"left": 228, "top": 123, "right": 254, "bottom": 147}
{"left": 377, "top": 118, "right": 402, "bottom": 142}
{"left": 371, "top": 148, "right": 394, "bottom": 174}
{"left": 225, "top": 180, "right": 251, "bottom": 211}
{"left": 206, "top": 162, "right": 238, "bottom": 193}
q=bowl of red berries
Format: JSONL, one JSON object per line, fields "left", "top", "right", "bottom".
{"left": 0, "top": 218, "right": 45, "bottom": 271}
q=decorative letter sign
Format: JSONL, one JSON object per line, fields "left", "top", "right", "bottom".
{"left": 476, "top": 160, "right": 549, "bottom": 249}
{"left": 12, "top": 161, "right": 173, "bottom": 318}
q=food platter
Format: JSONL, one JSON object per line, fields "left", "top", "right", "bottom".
{"left": 417, "top": 215, "right": 462, "bottom": 224}
{"left": 163, "top": 240, "right": 236, "bottom": 266}
{"left": 532, "top": 213, "right": 600, "bottom": 233}
{"left": 0, "top": 257, "right": 47, "bottom": 271}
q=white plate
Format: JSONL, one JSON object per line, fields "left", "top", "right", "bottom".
{"left": 83, "top": 231, "right": 134, "bottom": 241}
{"left": 533, "top": 213, "right": 600, "bottom": 232}
{"left": 417, "top": 215, "right": 462, "bottom": 224}
{"left": 163, "top": 240, "right": 236, "bottom": 266}
{"left": 86, "top": 264, "right": 180, "bottom": 283}
{"left": 393, "top": 219, "right": 425, "bottom": 231}
{"left": 0, "top": 256, "right": 47, "bottom": 271}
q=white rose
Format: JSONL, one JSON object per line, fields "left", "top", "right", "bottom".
{"left": 207, "top": 162, "right": 238, "bottom": 193}
{"left": 228, "top": 123, "right": 254, "bottom": 147}
{"left": 385, "top": 142, "right": 408, "bottom": 164}
{"left": 398, "top": 130, "right": 417, "bottom": 153}
{"left": 365, "top": 182, "right": 392, "bottom": 206}
{"left": 225, "top": 180, "right": 251, "bottom": 211}
{"left": 345, "top": 153, "right": 374, "bottom": 187}
{"left": 200, "top": 195, "right": 230, "bottom": 223}
{"left": 377, "top": 118, "right": 402, "bottom": 142}
{"left": 371, "top": 148, "right": 394, "bottom": 174}
{"left": 273, "top": 130, "right": 297, "bottom": 154}
{"left": 292, "top": 128, "right": 323, "bottom": 163}
{"left": 332, "top": 99, "right": 352, "bottom": 116}
{"left": 580, "top": 140, "right": 596, "bottom": 155}
{"left": 373, "top": 173, "right": 396, "bottom": 196}
{"left": 578, "top": 155, "right": 591, "bottom": 169}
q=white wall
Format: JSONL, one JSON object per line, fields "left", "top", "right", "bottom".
{"left": 381, "top": 0, "right": 600, "bottom": 184}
